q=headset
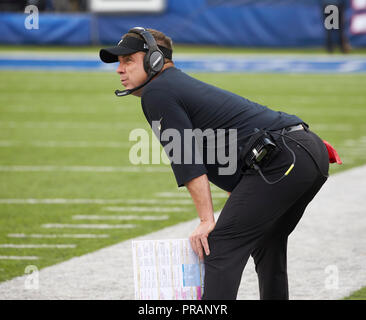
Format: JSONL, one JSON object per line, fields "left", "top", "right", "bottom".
{"left": 115, "top": 27, "right": 166, "bottom": 97}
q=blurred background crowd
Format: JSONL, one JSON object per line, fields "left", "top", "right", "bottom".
{"left": 0, "top": 0, "right": 364, "bottom": 52}
{"left": 0, "top": 0, "right": 88, "bottom": 12}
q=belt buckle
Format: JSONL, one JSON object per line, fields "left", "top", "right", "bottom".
{"left": 286, "top": 123, "right": 303, "bottom": 133}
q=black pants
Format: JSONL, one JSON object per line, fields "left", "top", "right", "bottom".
{"left": 202, "top": 126, "right": 329, "bottom": 300}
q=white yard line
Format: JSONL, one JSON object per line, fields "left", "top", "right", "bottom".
{"left": 124, "top": 199, "right": 195, "bottom": 205}
{"left": 0, "top": 140, "right": 151, "bottom": 149}
{"left": 0, "top": 165, "right": 170, "bottom": 173}
{"left": 155, "top": 192, "right": 228, "bottom": 198}
{"left": 0, "top": 106, "right": 129, "bottom": 114}
{"left": 0, "top": 256, "right": 39, "bottom": 261}
{"left": 0, "top": 244, "right": 76, "bottom": 249}
{"left": 0, "top": 198, "right": 196, "bottom": 205}
{"left": 0, "top": 121, "right": 145, "bottom": 130}
{"left": 41, "top": 224, "right": 136, "bottom": 229}
{"left": 0, "top": 141, "right": 15, "bottom": 147}
{"left": 103, "top": 206, "right": 187, "bottom": 212}
{"left": 310, "top": 124, "right": 353, "bottom": 131}
{"left": 72, "top": 215, "right": 169, "bottom": 221}
{"left": 7, "top": 234, "right": 110, "bottom": 239}
{"left": 2, "top": 141, "right": 130, "bottom": 148}
{"left": 0, "top": 165, "right": 365, "bottom": 300}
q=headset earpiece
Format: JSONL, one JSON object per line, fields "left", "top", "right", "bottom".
{"left": 147, "top": 51, "right": 164, "bottom": 74}
{"left": 129, "top": 27, "right": 165, "bottom": 76}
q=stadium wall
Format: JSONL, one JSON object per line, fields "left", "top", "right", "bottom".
{"left": 0, "top": 0, "right": 365, "bottom": 47}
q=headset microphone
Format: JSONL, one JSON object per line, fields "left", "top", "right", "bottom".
{"left": 115, "top": 74, "right": 155, "bottom": 97}
{"left": 114, "top": 89, "right": 130, "bottom": 97}
{"left": 114, "top": 74, "right": 155, "bottom": 97}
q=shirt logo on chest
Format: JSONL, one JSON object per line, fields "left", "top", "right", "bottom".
{"left": 158, "top": 117, "right": 163, "bottom": 131}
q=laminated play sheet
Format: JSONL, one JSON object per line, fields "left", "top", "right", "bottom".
{"left": 132, "top": 239, "right": 205, "bottom": 300}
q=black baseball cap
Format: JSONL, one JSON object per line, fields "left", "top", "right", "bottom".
{"left": 99, "top": 36, "right": 172, "bottom": 63}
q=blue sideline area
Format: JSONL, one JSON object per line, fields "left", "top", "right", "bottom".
{"left": 1, "top": 54, "right": 366, "bottom": 73}
{"left": 0, "top": 0, "right": 366, "bottom": 47}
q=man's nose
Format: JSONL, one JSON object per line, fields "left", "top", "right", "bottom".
{"left": 116, "top": 62, "right": 125, "bottom": 74}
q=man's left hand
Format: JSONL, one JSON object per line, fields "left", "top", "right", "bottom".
{"left": 189, "top": 220, "right": 216, "bottom": 261}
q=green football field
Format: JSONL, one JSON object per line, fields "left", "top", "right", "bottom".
{"left": 0, "top": 49, "right": 365, "bottom": 299}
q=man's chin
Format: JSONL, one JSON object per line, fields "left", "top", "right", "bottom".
{"left": 121, "top": 82, "right": 131, "bottom": 89}
{"left": 125, "top": 84, "right": 142, "bottom": 92}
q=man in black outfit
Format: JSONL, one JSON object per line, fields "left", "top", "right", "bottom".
{"left": 100, "top": 28, "right": 330, "bottom": 300}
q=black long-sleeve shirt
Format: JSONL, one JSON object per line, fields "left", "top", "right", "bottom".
{"left": 141, "top": 67, "right": 304, "bottom": 192}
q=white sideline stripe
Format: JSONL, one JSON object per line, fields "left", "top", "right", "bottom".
{"left": 155, "top": 192, "right": 228, "bottom": 198}
{"left": 0, "top": 244, "right": 76, "bottom": 249}
{"left": 42, "top": 224, "right": 136, "bottom": 229}
{"left": 0, "top": 198, "right": 196, "bottom": 205}
{"left": 0, "top": 255, "right": 38, "bottom": 260}
{"left": 103, "top": 206, "right": 187, "bottom": 212}
{"left": 72, "top": 215, "right": 169, "bottom": 221}
{"left": 0, "top": 165, "right": 170, "bottom": 173}
{"left": 7, "top": 233, "right": 110, "bottom": 239}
